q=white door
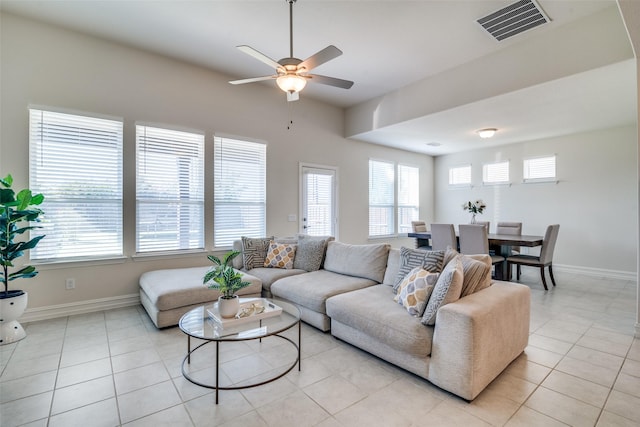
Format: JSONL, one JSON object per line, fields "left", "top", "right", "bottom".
{"left": 300, "top": 165, "right": 337, "bottom": 238}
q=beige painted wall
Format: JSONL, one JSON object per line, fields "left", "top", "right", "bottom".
{"left": 0, "top": 13, "right": 434, "bottom": 310}
{"left": 434, "top": 125, "right": 638, "bottom": 275}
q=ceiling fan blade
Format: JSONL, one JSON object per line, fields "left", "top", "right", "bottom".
{"left": 237, "top": 45, "right": 282, "bottom": 70}
{"left": 287, "top": 91, "right": 299, "bottom": 102}
{"left": 307, "top": 74, "right": 354, "bottom": 89}
{"left": 298, "top": 45, "right": 342, "bottom": 71}
{"left": 229, "top": 75, "right": 276, "bottom": 85}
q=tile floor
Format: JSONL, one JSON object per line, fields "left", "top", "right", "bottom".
{"left": 1, "top": 269, "right": 639, "bottom": 427}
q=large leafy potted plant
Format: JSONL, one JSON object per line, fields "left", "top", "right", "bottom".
{"left": 203, "top": 250, "right": 251, "bottom": 318}
{"left": 0, "top": 174, "right": 45, "bottom": 344}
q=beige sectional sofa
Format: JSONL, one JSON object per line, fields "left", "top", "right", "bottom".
{"left": 139, "top": 237, "right": 530, "bottom": 400}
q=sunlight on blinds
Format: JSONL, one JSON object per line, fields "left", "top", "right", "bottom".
{"left": 524, "top": 155, "right": 556, "bottom": 182}
{"left": 369, "top": 160, "right": 395, "bottom": 236}
{"left": 483, "top": 161, "right": 509, "bottom": 184}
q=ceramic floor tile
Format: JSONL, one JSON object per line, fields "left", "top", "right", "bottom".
{"left": 452, "top": 388, "right": 522, "bottom": 426}
{"left": 0, "top": 371, "right": 56, "bottom": 404}
{"left": 284, "top": 354, "right": 333, "bottom": 388}
{"left": 604, "top": 390, "right": 640, "bottom": 423}
{"left": 525, "top": 386, "right": 600, "bottom": 427}
{"left": 620, "top": 358, "right": 640, "bottom": 378}
{"left": 565, "top": 345, "right": 625, "bottom": 371}
{"left": 523, "top": 345, "right": 564, "bottom": 368}
{"left": 122, "top": 404, "right": 194, "bottom": 427}
{"left": 596, "top": 410, "right": 639, "bottom": 427}
{"left": 55, "top": 357, "right": 112, "bottom": 388}
{"left": 541, "top": 370, "right": 610, "bottom": 407}
{"left": 118, "top": 380, "right": 182, "bottom": 424}
{"left": 504, "top": 406, "right": 569, "bottom": 427}
{"left": 48, "top": 397, "right": 119, "bottom": 427}
{"left": 51, "top": 375, "right": 114, "bottom": 415}
{"left": 184, "top": 390, "right": 254, "bottom": 426}
{"left": 503, "top": 356, "right": 552, "bottom": 385}
{"left": 0, "top": 391, "right": 53, "bottom": 427}
{"left": 555, "top": 356, "right": 619, "bottom": 387}
{"left": 576, "top": 335, "right": 631, "bottom": 358}
{"left": 60, "top": 343, "right": 110, "bottom": 368}
{"left": 420, "top": 400, "right": 492, "bottom": 427}
{"left": 114, "top": 361, "right": 170, "bottom": 395}
{"left": 304, "top": 375, "right": 367, "bottom": 414}
{"left": 257, "top": 389, "right": 330, "bottom": 427}
{"left": 483, "top": 372, "right": 537, "bottom": 404}
{"left": 527, "top": 334, "right": 574, "bottom": 355}
{"left": 613, "top": 372, "right": 640, "bottom": 399}
{"left": 1, "top": 353, "right": 60, "bottom": 381}
{"left": 111, "top": 348, "right": 161, "bottom": 373}
{"left": 337, "top": 358, "right": 399, "bottom": 394}
{"left": 217, "top": 410, "right": 269, "bottom": 427}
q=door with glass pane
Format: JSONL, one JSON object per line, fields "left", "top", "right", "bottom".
{"left": 300, "top": 165, "right": 337, "bottom": 238}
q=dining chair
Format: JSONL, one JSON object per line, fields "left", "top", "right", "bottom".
{"left": 475, "top": 221, "right": 490, "bottom": 233}
{"left": 411, "top": 220, "right": 432, "bottom": 250}
{"left": 497, "top": 221, "right": 523, "bottom": 277}
{"left": 411, "top": 221, "right": 427, "bottom": 232}
{"left": 459, "top": 224, "right": 505, "bottom": 267}
{"left": 507, "top": 224, "right": 560, "bottom": 290}
{"left": 430, "top": 223, "right": 457, "bottom": 251}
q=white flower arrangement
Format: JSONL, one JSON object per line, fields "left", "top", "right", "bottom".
{"left": 463, "top": 200, "right": 486, "bottom": 214}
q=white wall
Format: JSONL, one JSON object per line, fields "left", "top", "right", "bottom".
{"left": 0, "top": 13, "right": 434, "bottom": 312}
{"left": 434, "top": 125, "right": 638, "bottom": 276}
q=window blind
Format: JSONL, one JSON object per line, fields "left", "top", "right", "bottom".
{"left": 305, "top": 172, "right": 334, "bottom": 236}
{"left": 214, "top": 137, "right": 266, "bottom": 248}
{"left": 483, "top": 161, "right": 510, "bottom": 184}
{"left": 449, "top": 165, "right": 471, "bottom": 185}
{"left": 369, "top": 160, "right": 395, "bottom": 236}
{"left": 524, "top": 155, "right": 556, "bottom": 181}
{"left": 136, "top": 125, "right": 204, "bottom": 253}
{"left": 398, "top": 164, "right": 419, "bottom": 233}
{"left": 29, "top": 108, "right": 123, "bottom": 261}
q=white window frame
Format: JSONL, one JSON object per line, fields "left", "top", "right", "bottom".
{"left": 368, "top": 159, "right": 420, "bottom": 238}
{"left": 483, "top": 161, "right": 510, "bottom": 185}
{"left": 135, "top": 124, "right": 205, "bottom": 254}
{"left": 397, "top": 164, "right": 420, "bottom": 234}
{"left": 29, "top": 107, "right": 123, "bottom": 262}
{"left": 214, "top": 135, "right": 266, "bottom": 248}
{"left": 523, "top": 155, "right": 557, "bottom": 183}
{"left": 449, "top": 164, "right": 472, "bottom": 187}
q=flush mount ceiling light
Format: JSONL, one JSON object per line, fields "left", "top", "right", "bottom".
{"left": 477, "top": 128, "right": 497, "bottom": 139}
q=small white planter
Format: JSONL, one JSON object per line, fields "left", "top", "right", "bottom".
{"left": 218, "top": 295, "right": 240, "bottom": 318}
{"left": 0, "top": 291, "right": 28, "bottom": 345}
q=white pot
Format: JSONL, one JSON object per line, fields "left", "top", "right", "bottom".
{"left": 0, "top": 291, "right": 28, "bottom": 345}
{"left": 218, "top": 295, "right": 240, "bottom": 318}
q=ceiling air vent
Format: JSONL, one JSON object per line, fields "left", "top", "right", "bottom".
{"left": 477, "top": 0, "right": 550, "bottom": 41}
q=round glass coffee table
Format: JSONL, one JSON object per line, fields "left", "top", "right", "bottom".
{"left": 179, "top": 298, "right": 301, "bottom": 404}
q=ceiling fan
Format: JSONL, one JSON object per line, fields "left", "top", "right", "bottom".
{"left": 229, "top": 0, "right": 354, "bottom": 102}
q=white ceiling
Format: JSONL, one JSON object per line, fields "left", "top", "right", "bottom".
{"left": 1, "top": 0, "right": 637, "bottom": 155}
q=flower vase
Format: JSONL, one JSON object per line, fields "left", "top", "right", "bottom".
{"left": 218, "top": 295, "right": 239, "bottom": 318}
{"left": 471, "top": 214, "right": 477, "bottom": 224}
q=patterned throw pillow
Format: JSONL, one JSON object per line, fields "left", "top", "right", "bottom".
{"left": 241, "top": 236, "right": 274, "bottom": 270}
{"left": 459, "top": 254, "right": 492, "bottom": 297}
{"left": 264, "top": 241, "right": 297, "bottom": 269}
{"left": 421, "top": 257, "right": 464, "bottom": 326}
{"left": 393, "top": 247, "right": 445, "bottom": 294}
{"left": 395, "top": 267, "right": 439, "bottom": 317}
{"left": 293, "top": 235, "right": 330, "bottom": 271}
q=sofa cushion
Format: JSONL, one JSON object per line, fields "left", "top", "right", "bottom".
{"left": 242, "top": 236, "right": 274, "bottom": 270}
{"left": 323, "top": 241, "right": 390, "bottom": 283}
{"left": 264, "top": 241, "right": 297, "bottom": 269}
{"left": 421, "top": 257, "right": 464, "bottom": 326}
{"left": 393, "top": 247, "right": 445, "bottom": 294}
{"left": 326, "top": 285, "right": 434, "bottom": 358}
{"left": 271, "top": 269, "right": 376, "bottom": 313}
{"left": 244, "top": 267, "right": 306, "bottom": 294}
{"left": 395, "top": 267, "right": 439, "bottom": 317}
{"left": 382, "top": 248, "right": 401, "bottom": 286}
{"left": 293, "top": 234, "right": 331, "bottom": 271}
{"left": 139, "top": 266, "right": 262, "bottom": 311}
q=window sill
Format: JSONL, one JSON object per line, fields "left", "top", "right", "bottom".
{"left": 31, "top": 256, "right": 128, "bottom": 270}
{"left": 132, "top": 249, "right": 208, "bottom": 262}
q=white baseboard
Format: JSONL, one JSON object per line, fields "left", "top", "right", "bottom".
{"left": 21, "top": 294, "right": 141, "bottom": 323}
{"left": 553, "top": 264, "right": 637, "bottom": 281}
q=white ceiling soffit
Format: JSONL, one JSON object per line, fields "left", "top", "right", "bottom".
{"left": 477, "top": 0, "right": 550, "bottom": 41}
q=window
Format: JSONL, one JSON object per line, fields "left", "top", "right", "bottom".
{"left": 369, "top": 160, "right": 419, "bottom": 237}
{"left": 136, "top": 125, "right": 204, "bottom": 253}
{"left": 449, "top": 164, "right": 472, "bottom": 185}
{"left": 483, "top": 161, "right": 509, "bottom": 184}
{"left": 524, "top": 155, "right": 556, "bottom": 182}
{"left": 29, "top": 108, "right": 123, "bottom": 261}
{"left": 397, "top": 164, "right": 419, "bottom": 233}
{"left": 214, "top": 136, "right": 266, "bottom": 247}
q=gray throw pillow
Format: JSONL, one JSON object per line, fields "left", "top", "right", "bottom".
{"left": 241, "top": 236, "right": 274, "bottom": 270}
{"left": 459, "top": 254, "right": 491, "bottom": 297}
{"left": 393, "top": 247, "right": 445, "bottom": 294}
{"left": 293, "top": 235, "right": 329, "bottom": 271}
{"left": 421, "top": 256, "right": 464, "bottom": 326}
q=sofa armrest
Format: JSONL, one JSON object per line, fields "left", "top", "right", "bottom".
{"left": 428, "top": 281, "right": 530, "bottom": 400}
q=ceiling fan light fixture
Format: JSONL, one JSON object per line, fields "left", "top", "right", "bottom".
{"left": 276, "top": 74, "right": 307, "bottom": 93}
{"left": 477, "top": 128, "right": 497, "bottom": 138}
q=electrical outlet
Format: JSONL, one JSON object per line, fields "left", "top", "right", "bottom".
{"left": 65, "top": 278, "right": 75, "bottom": 290}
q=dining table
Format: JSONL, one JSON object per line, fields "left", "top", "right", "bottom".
{"left": 407, "top": 231, "right": 544, "bottom": 281}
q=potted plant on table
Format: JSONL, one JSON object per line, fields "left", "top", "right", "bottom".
{"left": 203, "top": 250, "right": 251, "bottom": 318}
{"left": 463, "top": 199, "right": 486, "bottom": 224}
{"left": 1, "top": 174, "right": 45, "bottom": 345}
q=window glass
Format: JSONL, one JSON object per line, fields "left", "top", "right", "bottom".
{"left": 483, "top": 161, "right": 509, "bottom": 184}
{"left": 398, "top": 164, "right": 419, "bottom": 233}
{"left": 524, "top": 155, "right": 556, "bottom": 181}
{"left": 449, "top": 165, "right": 471, "bottom": 185}
{"left": 369, "top": 160, "right": 395, "bottom": 237}
{"left": 29, "top": 108, "right": 123, "bottom": 261}
{"left": 136, "top": 125, "right": 204, "bottom": 253}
